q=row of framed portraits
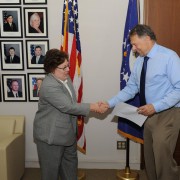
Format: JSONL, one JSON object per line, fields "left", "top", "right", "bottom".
{"left": 0, "top": 73, "right": 46, "bottom": 102}
{"left": 0, "top": 40, "right": 49, "bottom": 70}
{"left": 0, "top": 7, "right": 48, "bottom": 38}
{"left": 0, "top": 0, "right": 47, "bottom": 5}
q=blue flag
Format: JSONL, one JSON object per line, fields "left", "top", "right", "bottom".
{"left": 118, "top": 0, "right": 143, "bottom": 144}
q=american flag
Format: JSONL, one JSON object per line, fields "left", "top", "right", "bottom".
{"left": 3, "top": 11, "right": 7, "bottom": 23}
{"left": 30, "top": 45, "right": 35, "bottom": 58}
{"left": 61, "top": 0, "right": 86, "bottom": 153}
{"left": 32, "top": 77, "right": 37, "bottom": 90}
{"left": 7, "top": 79, "right": 12, "bottom": 92}
{"left": 4, "top": 44, "right": 7, "bottom": 60}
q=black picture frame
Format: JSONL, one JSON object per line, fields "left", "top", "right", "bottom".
{"left": 24, "top": 7, "right": 48, "bottom": 38}
{"left": 28, "top": 73, "right": 46, "bottom": 102}
{"left": 0, "top": 7, "right": 23, "bottom": 38}
{"left": 23, "top": 0, "right": 47, "bottom": 4}
{"left": 0, "top": 40, "right": 24, "bottom": 70}
{"left": 2, "top": 74, "right": 27, "bottom": 102}
{"left": 0, "top": 0, "right": 21, "bottom": 5}
{"left": 26, "top": 40, "right": 49, "bottom": 69}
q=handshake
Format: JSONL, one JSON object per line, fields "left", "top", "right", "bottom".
{"left": 90, "top": 101, "right": 109, "bottom": 114}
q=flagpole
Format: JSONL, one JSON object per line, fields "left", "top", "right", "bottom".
{"left": 116, "top": 138, "right": 139, "bottom": 180}
{"left": 117, "top": 0, "right": 141, "bottom": 179}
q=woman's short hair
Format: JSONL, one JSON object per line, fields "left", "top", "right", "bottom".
{"left": 29, "top": 13, "right": 40, "bottom": 27}
{"left": 44, "top": 49, "right": 69, "bottom": 73}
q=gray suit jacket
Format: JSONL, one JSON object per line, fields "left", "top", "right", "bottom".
{"left": 33, "top": 73, "right": 90, "bottom": 146}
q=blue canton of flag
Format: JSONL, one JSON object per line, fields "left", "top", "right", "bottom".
{"left": 4, "top": 44, "right": 7, "bottom": 57}
{"left": 32, "top": 77, "right": 37, "bottom": 90}
{"left": 73, "top": 0, "right": 81, "bottom": 52}
{"left": 68, "top": 0, "right": 75, "bottom": 34}
{"left": 3, "top": 11, "right": 7, "bottom": 23}
{"left": 30, "top": 45, "right": 35, "bottom": 57}
{"left": 118, "top": 0, "right": 143, "bottom": 144}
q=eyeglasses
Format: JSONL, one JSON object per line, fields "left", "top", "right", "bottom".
{"left": 57, "top": 64, "right": 70, "bottom": 71}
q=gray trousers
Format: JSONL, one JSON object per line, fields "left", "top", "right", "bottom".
{"left": 144, "top": 108, "right": 180, "bottom": 180}
{"left": 36, "top": 140, "right": 78, "bottom": 180}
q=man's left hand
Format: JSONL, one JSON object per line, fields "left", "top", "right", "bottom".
{"left": 137, "top": 104, "right": 156, "bottom": 116}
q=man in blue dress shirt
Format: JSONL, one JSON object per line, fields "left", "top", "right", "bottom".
{"left": 100, "top": 24, "right": 180, "bottom": 180}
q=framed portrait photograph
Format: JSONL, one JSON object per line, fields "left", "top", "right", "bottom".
{"left": 24, "top": 8, "right": 48, "bottom": 38}
{"left": 2, "top": 74, "right": 27, "bottom": 102}
{"left": 28, "top": 73, "right": 46, "bottom": 101}
{"left": 0, "top": 7, "right": 22, "bottom": 38}
{"left": 0, "top": 40, "right": 24, "bottom": 70}
{"left": 23, "top": 0, "right": 46, "bottom": 4}
{"left": 0, "top": 0, "right": 21, "bottom": 5}
{"left": 26, "top": 40, "right": 49, "bottom": 69}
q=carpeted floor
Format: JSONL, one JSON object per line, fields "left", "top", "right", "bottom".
{"left": 22, "top": 168, "right": 148, "bottom": 180}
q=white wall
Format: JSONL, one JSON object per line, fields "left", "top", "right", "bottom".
{"left": 0, "top": 0, "right": 144, "bottom": 169}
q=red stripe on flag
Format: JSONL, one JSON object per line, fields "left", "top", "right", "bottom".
{"left": 77, "top": 52, "right": 82, "bottom": 66}
{"left": 69, "top": 36, "right": 77, "bottom": 81}
{"left": 77, "top": 116, "right": 86, "bottom": 153}
{"left": 65, "top": 32, "right": 68, "bottom": 52}
{"left": 78, "top": 80, "right": 83, "bottom": 103}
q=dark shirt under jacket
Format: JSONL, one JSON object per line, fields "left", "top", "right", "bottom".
{"left": 29, "top": 26, "right": 44, "bottom": 33}
{"left": 5, "top": 55, "right": 20, "bottom": 64}
{"left": 31, "top": 55, "right": 45, "bottom": 64}
{"left": 8, "top": 91, "right": 22, "bottom": 98}
{"left": 4, "top": 23, "right": 17, "bottom": 32}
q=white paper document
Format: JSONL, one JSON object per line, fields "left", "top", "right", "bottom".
{"left": 112, "top": 102, "right": 147, "bottom": 127}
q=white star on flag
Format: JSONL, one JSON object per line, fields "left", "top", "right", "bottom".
{"left": 123, "top": 72, "right": 129, "bottom": 83}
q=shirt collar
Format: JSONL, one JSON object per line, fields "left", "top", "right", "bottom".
{"left": 51, "top": 73, "right": 68, "bottom": 85}
{"left": 146, "top": 43, "right": 158, "bottom": 59}
{"left": 59, "top": 79, "right": 68, "bottom": 85}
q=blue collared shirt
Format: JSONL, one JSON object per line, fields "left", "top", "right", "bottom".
{"left": 108, "top": 43, "right": 180, "bottom": 112}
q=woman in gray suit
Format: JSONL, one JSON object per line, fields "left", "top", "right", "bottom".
{"left": 33, "top": 49, "right": 103, "bottom": 180}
